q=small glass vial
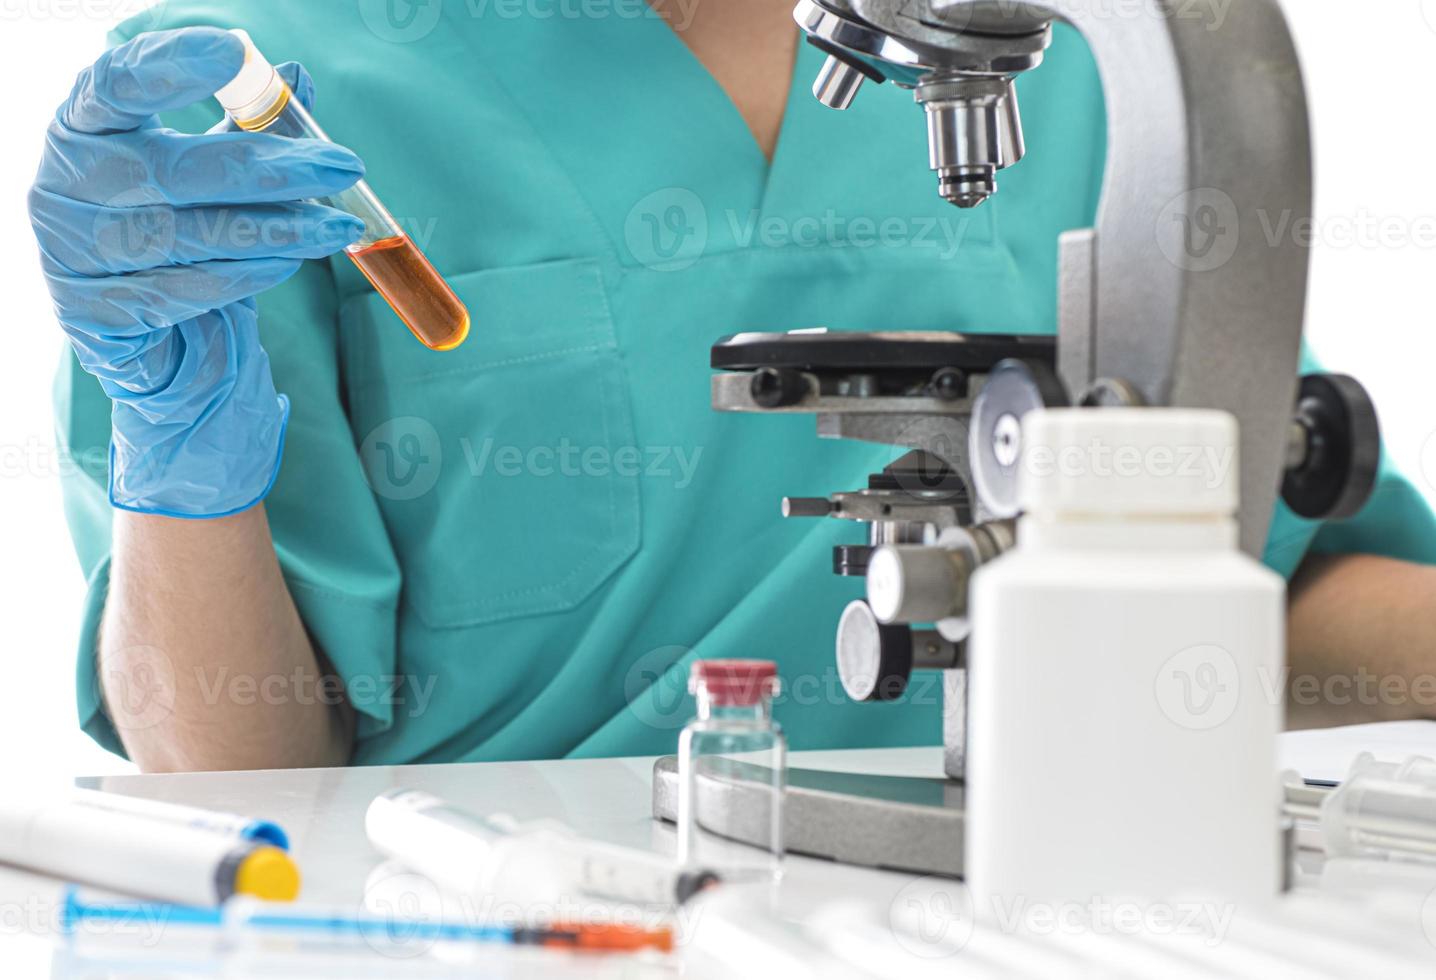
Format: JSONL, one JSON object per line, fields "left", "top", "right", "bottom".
{"left": 677, "top": 660, "right": 785, "bottom": 883}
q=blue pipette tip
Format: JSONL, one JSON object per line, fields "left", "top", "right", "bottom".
{"left": 59, "top": 886, "right": 80, "bottom": 934}
{"left": 240, "top": 820, "right": 290, "bottom": 850}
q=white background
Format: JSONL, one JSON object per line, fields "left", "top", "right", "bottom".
{"left": 1, "top": 2, "right": 1434, "bottom": 780}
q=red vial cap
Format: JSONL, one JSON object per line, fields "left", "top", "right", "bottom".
{"left": 690, "top": 659, "right": 778, "bottom": 706}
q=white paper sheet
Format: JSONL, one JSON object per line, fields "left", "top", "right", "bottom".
{"left": 1279, "top": 720, "right": 1436, "bottom": 784}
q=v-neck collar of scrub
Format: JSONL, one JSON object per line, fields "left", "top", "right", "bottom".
{"left": 606, "top": 6, "right": 810, "bottom": 220}
{"left": 439, "top": 6, "right": 808, "bottom": 260}
{"left": 639, "top": 4, "right": 801, "bottom": 173}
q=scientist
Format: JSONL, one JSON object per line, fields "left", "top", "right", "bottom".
{"left": 30, "top": 3, "right": 1436, "bottom": 772}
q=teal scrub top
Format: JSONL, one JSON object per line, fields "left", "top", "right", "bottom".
{"left": 57, "top": 2, "right": 1436, "bottom": 764}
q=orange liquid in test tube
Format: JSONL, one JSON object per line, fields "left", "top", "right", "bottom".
{"left": 348, "top": 236, "right": 470, "bottom": 351}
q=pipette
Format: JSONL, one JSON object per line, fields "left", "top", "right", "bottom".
{"left": 68, "top": 789, "right": 289, "bottom": 849}
{"left": 0, "top": 795, "right": 298, "bottom": 906}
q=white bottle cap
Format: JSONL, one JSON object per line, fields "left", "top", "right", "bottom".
{"left": 213, "top": 29, "right": 278, "bottom": 115}
{"left": 1017, "top": 408, "right": 1239, "bottom": 518}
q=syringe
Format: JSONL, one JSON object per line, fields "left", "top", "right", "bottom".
{"left": 61, "top": 889, "right": 673, "bottom": 953}
{"left": 1285, "top": 753, "right": 1436, "bottom": 861}
{"left": 365, "top": 789, "right": 720, "bottom": 908}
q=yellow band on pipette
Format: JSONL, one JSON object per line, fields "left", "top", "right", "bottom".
{"left": 235, "top": 846, "right": 301, "bottom": 901}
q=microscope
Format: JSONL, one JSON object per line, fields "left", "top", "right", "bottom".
{"left": 654, "top": 0, "right": 1381, "bottom": 876}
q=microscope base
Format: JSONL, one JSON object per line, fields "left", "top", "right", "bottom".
{"left": 651, "top": 756, "right": 964, "bottom": 877}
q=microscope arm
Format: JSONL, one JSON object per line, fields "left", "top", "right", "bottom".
{"left": 1031, "top": 0, "right": 1312, "bottom": 557}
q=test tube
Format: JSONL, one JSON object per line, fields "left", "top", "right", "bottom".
{"left": 213, "top": 30, "right": 469, "bottom": 352}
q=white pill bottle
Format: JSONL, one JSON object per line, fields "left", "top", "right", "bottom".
{"left": 967, "top": 409, "right": 1285, "bottom": 919}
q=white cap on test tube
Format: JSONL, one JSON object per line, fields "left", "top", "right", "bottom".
{"left": 213, "top": 29, "right": 281, "bottom": 118}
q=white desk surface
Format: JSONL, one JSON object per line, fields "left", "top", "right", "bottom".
{"left": 10, "top": 731, "right": 1436, "bottom": 977}
{"left": 0, "top": 746, "right": 949, "bottom": 978}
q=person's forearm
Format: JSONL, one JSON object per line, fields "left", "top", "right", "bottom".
{"left": 99, "top": 505, "right": 353, "bottom": 772}
{"left": 1287, "top": 553, "right": 1436, "bottom": 730}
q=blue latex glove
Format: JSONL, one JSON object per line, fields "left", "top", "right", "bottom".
{"left": 30, "top": 27, "right": 366, "bottom": 517}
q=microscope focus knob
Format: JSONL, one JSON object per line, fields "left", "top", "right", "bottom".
{"left": 1281, "top": 374, "right": 1381, "bottom": 521}
{"left": 970, "top": 359, "right": 1070, "bottom": 518}
{"left": 866, "top": 545, "right": 966, "bottom": 625}
{"left": 836, "top": 600, "right": 914, "bottom": 702}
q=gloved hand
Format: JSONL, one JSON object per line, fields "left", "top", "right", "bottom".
{"left": 29, "top": 27, "right": 366, "bottom": 517}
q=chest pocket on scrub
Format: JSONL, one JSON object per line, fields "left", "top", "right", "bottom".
{"left": 341, "top": 257, "right": 641, "bottom": 628}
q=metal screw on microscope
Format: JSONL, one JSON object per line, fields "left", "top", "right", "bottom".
{"left": 751, "top": 367, "right": 807, "bottom": 408}
{"left": 783, "top": 497, "right": 834, "bottom": 518}
{"left": 992, "top": 414, "right": 1021, "bottom": 468}
{"left": 930, "top": 367, "right": 967, "bottom": 401}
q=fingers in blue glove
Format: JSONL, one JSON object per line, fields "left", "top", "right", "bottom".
{"left": 36, "top": 126, "right": 365, "bottom": 209}
{"left": 108, "top": 305, "right": 291, "bottom": 518}
{"left": 45, "top": 254, "right": 306, "bottom": 338}
{"left": 32, "top": 194, "right": 364, "bottom": 276}
{"left": 61, "top": 27, "right": 246, "bottom": 135}
{"left": 37, "top": 27, "right": 339, "bottom": 520}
